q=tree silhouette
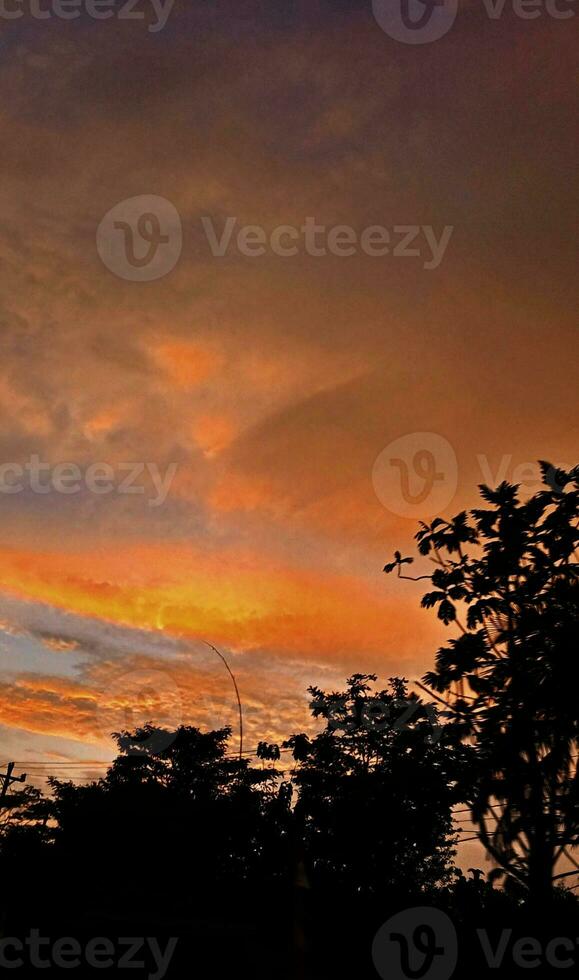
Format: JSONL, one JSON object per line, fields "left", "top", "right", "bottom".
{"left": 385, "top": 461, "right": 579, "bottom": 907}
{"left": 281, "top": 674, "right": 471, "bottom": 896}
{"left": 1, "top": 667, "right": 578, "bottom": 976}
{"left": 48, "top": 724, "right": 288, "bottom": 918}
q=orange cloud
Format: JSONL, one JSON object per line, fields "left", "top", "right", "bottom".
{"left": 0, "top": 542, "right": 433, "bottom": 664}
{"left": 0, "top": 636, "right": 338, "bottom": 753}
{"left": 83, "top": 408, "right": 124, "bottom": 442}
{"left": 192, "top": 413, "right": 238, "bottom": 457}
{"left": 150, "top": 341, "right": 223, "bottom": 389}
{"left": 0, "top": 2, "right": 575, "bottom": 792}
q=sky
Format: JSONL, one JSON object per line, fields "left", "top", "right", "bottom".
{"left": 0, "top": 0, "right": 577, "bottom": 871}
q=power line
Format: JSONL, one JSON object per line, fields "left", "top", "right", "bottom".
{"left": 11, "top": 760, "right": 106, "bottom": 766}
{"left": 9, "top": 746, "right": 296, "bottom": 768}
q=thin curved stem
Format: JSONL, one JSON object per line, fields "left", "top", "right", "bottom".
{"left": 203, "top": 641, "right": 244, "bottom": 761}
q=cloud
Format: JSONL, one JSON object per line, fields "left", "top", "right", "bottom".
{"left": 0, "top": 542, "right": 435, "bottom": 662}
{"left": 0, "top": 594, "right": 358, "bottom": 755}
{"left": 0, "top": 1, "right": 575, "bottom": 763}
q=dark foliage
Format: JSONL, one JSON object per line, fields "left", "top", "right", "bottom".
{"left": 385, "top": 462, "right": 579, "bottom": 908}
{"left": 1, "top": 463, "right": 578, "bottom": 976}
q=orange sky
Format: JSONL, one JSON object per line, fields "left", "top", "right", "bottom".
{"left": 0, "top": 2, "right": 576, "bottom": 874}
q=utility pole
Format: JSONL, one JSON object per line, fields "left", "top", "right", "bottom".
{"left": 0, "top": 763, "right": 26, "bottom": 805}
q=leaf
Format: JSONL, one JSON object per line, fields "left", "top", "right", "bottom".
{"left": 384, "top": 553, "right": 413, "bottom": 573}
{"left": 539, "top": 460, "right": 569, "bottom": 495}
{"left": 438, "top": 599, "right": 456, "bottom": 625}
{"left": 421, "top": 591, "right": 446, "bottom": 609}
